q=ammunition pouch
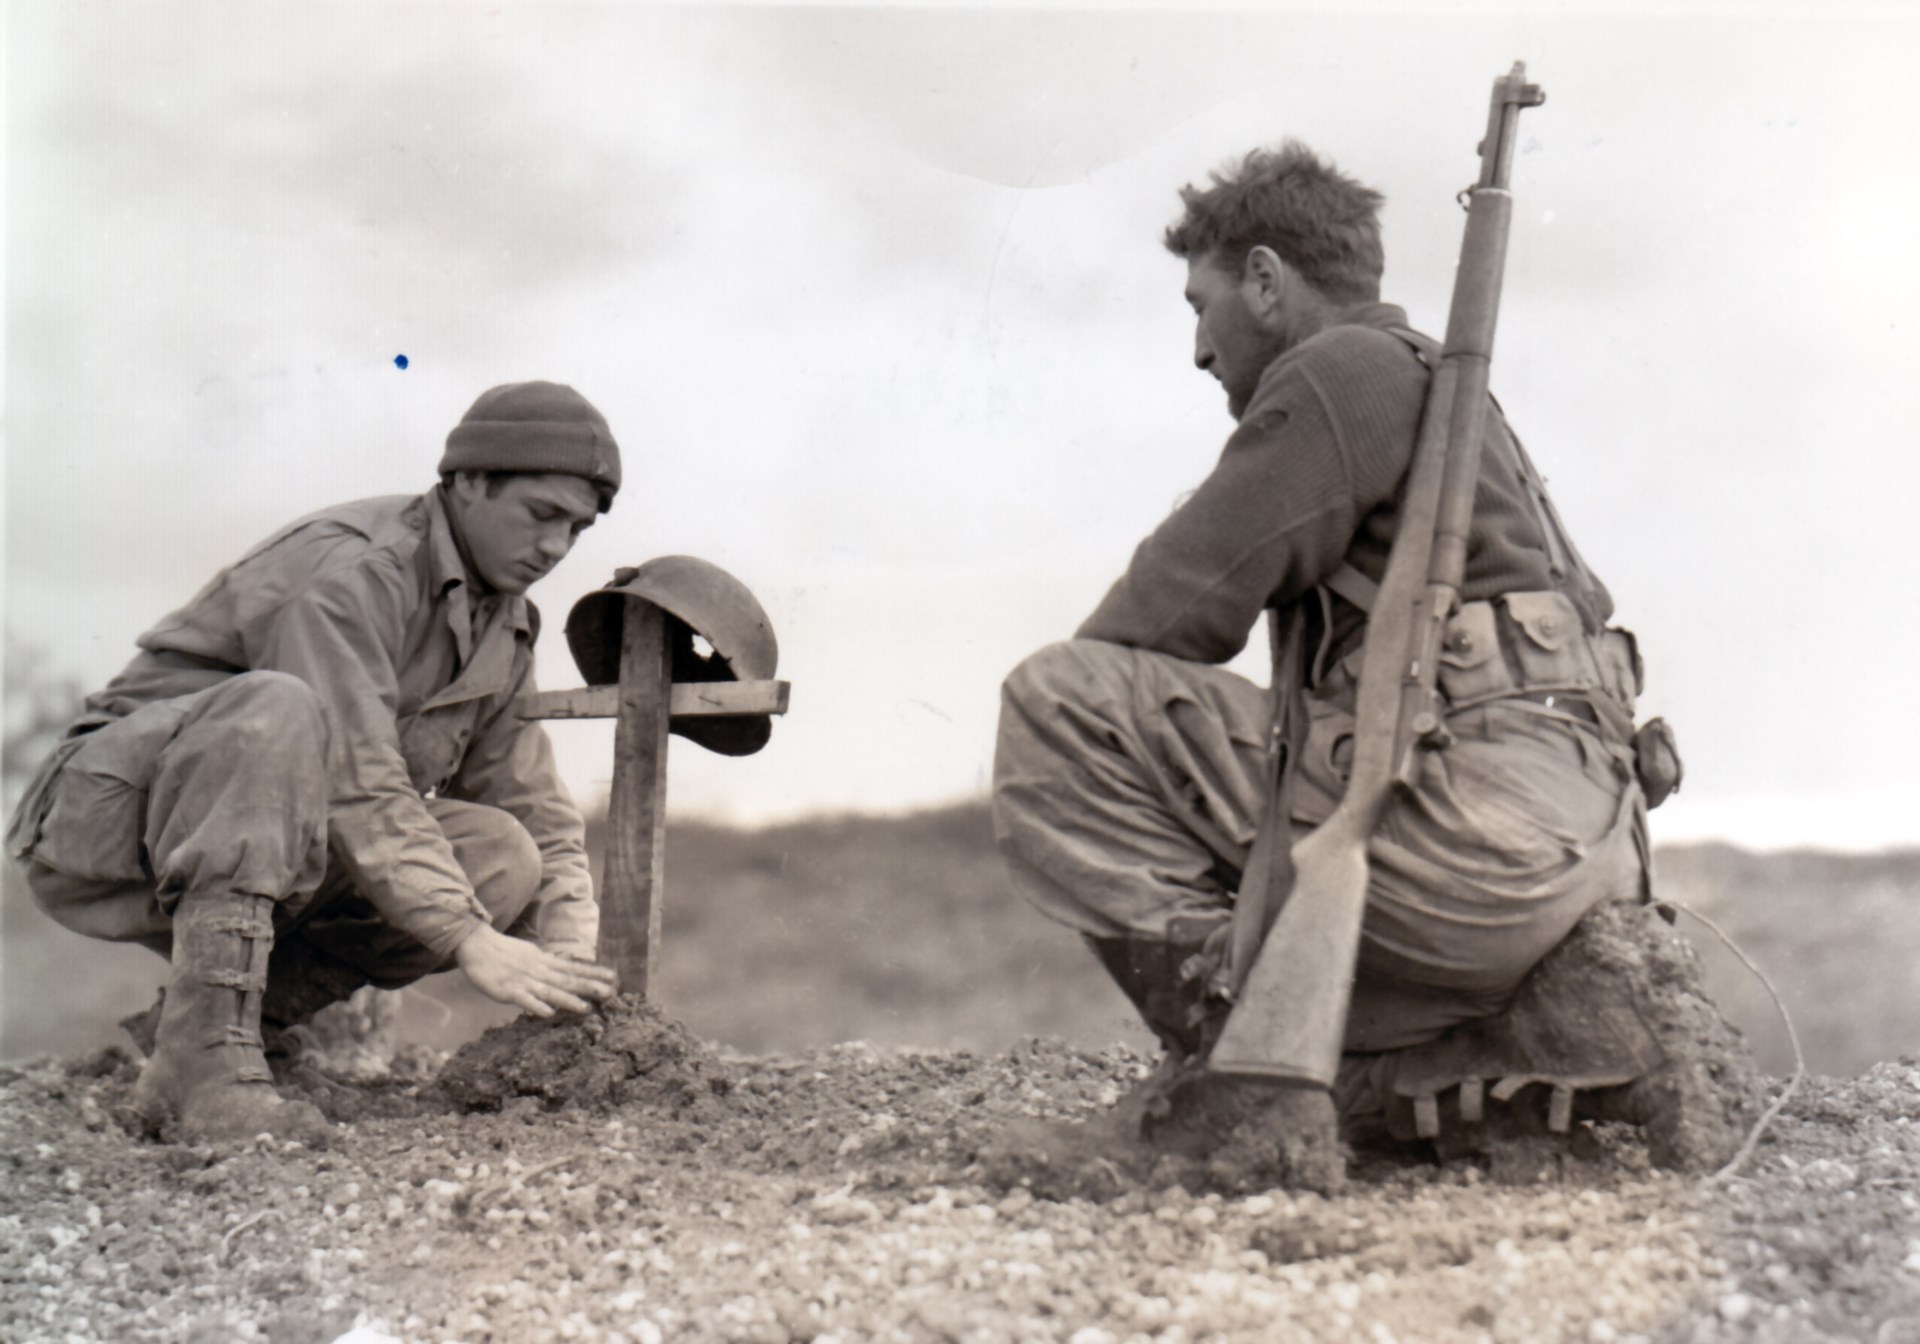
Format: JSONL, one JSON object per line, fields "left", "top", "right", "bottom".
{"left": 1310, "top": 588, "right": 1683, "bottom": 811}
{"left": 1433, "top": 590, "right": 1640, "bottom": 719}
{"left": 1631, "top": 717, "right": 1684, "bottom": 809}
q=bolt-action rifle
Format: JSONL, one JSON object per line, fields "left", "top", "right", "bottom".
{"left": 1208, "top": 63, "right": 1548, "bottom": 1086}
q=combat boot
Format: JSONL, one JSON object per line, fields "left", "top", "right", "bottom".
{"left": 119, "top": 942, "right": 367, "bottom": 1065}
{"left": 1087, "top": 916, "right": 1347, "bottom": 1192}
{"left": 1334, "top": 899, "right": 1760, "bottom": 1174}
{"left": 131, "top": 890, "right": 330, "bottom": 1145}
{"left": 119, "top": 991, "right": 165, "bottom": 1058}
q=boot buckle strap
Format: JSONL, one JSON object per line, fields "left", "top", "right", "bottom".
{"left": 232, "top": 1063, "right": 275, "bottom": 1085}
{"left": 208, "top": 1024, "right": 266, "bottom": 1050}
{"left": 202, "top": 969, "right": 269, "bottom": 992}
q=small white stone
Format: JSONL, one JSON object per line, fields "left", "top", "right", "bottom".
{"left": 1717, "top": 1293, "right": 1753, "bottom": 1324}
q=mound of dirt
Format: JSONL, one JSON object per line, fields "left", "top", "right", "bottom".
{"left": 433, "top": 993, "right": 733, "bottom": 1120}
{"left": 1588, "top": 899, "right": 1766, "bottom": 1170}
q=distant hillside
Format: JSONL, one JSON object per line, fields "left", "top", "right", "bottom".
{"left": 4, "top": 800, "right": 1915, "bottom": 1075}
{"left": 1650, "top": 841, "right": 1920, "bottom": 1074}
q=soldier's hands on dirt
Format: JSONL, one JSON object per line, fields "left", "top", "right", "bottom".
{"left": 454, "top": 924, "right": 619, "bottom": 1016}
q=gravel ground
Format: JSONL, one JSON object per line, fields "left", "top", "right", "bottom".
{"left": 2, "top": 1018, "right": 1917, "bottom": 1344}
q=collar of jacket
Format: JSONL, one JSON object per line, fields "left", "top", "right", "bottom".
{"left": 1241, "top": 301, "right": 1416, "bottom": 425}
{"left": 1323, "top": 301, "right": 1411, "bottom": 338}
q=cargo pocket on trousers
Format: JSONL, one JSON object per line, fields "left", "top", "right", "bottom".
{"left": 31, "top": 762, "right": 153, "bottom": 882}
{"left": 25, "top": 709, "right": 183, "bottom": 883}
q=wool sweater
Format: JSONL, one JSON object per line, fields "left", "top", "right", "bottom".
{"left": 1078, "top": 303, "right": 1612, "bottom": 669}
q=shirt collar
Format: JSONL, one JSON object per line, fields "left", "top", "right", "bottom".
{"left": 1326, "top": 301, "right": 1411, "bottom": 333}
{"left": 1244, "top": 302, "right": 1417, "bottom": 423}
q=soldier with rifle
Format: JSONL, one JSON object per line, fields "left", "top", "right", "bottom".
{"left": 993, "top": 68, "right": 1689, "bottom": 1168}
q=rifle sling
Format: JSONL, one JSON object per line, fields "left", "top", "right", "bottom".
{"left": 1323, "top": 563, "right": 1379, "bottom": 614}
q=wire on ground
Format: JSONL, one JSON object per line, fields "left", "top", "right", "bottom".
{"left": 1655, "top": 897, "right": 1804, "bottom": 1185}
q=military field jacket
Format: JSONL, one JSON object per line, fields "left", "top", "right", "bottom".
{"left": 1078, "top": 303, "right": 1613, "bottom": 671}
{"left": 70, "top": 487, "right": 595, "bottom": 961}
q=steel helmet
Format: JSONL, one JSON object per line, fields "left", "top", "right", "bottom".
{"left": 563, "top": 556, "right": 780, "bottom": 757}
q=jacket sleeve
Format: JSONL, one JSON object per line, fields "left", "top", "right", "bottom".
{"left": 448, "top": 660, "right": 598, "bottom": 960}
{"left": 242, "top": 558, "right": 491, "bottom": 961}
{"left": 1076, "top": 337, "right": 1419, "bottom": 663}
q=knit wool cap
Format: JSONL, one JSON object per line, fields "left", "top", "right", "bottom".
{"left": 440, "top": 381, "right": 622, "bottom": 511}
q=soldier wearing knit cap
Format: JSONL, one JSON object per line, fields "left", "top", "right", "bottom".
{"left": 7, "top": 381, "right": 623, "bottom": 1145}
{"left": 441, "top": 380, "right": 623, "bottom": 512}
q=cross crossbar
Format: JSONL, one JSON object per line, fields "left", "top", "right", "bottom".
{"left": 520, "top": 680, "right": 791, "bottom": 722}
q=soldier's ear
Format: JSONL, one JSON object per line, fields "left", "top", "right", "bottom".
{"left": 448, "top": 470, "right": 486, "bottom": 504}
{"left": 1242, "top": 246, "right": 1294, "bottom": 322}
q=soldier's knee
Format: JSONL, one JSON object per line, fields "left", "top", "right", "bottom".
{"left": 205, "top": 672, "right": 328, "bottom": 758}
{"left": 448, "top": 807, "right": 541, "bottom": 927}
{"left": 1002, "top": 640, "right": 1099, "bottom": 713}
{"left": 490, "top": 820, "right": 542, "bottom": 926}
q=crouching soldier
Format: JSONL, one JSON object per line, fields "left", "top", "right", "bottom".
{"left": 7, "top": 381, "right": 622, "bottom": 1143}
{"left": 993, "top": 144, "right": 1730, "bottom": 1167}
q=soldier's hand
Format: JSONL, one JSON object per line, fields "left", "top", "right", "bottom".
{"left": 454, "top": 925, "right": 619, "bottom": 1017}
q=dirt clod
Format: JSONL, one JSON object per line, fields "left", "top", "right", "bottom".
{"left": 434, "top": 993, "right": 733, "bottom": 1117}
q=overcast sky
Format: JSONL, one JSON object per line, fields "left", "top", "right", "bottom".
{"left": 7, "top": 2, "right": 1917, "bottom": 849}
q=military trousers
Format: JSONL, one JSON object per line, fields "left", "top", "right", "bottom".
{"left": 991, "top": 639, "right": 1646, "bottom": 1052}
{"left": 13, "top": 671, "right": 541, "bottom": 987}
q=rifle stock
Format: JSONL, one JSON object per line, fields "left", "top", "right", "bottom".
{"left": 1209, "top": 64, "right": 1546, "bottom": 1085}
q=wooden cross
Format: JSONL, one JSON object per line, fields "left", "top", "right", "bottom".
{"left": 518, "top": 597, "right": 789, "bottom": 998}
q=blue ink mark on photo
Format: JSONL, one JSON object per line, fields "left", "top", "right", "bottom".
{"left": 394, "top": 354, "right": 410, "bottom": 370}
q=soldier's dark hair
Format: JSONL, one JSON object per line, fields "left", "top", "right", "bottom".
{"left": 1163, "top": 141, "right": 1385, "bottom": 303}
{"left": 442, "top": 469, "right": 614, "bottom": 513}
